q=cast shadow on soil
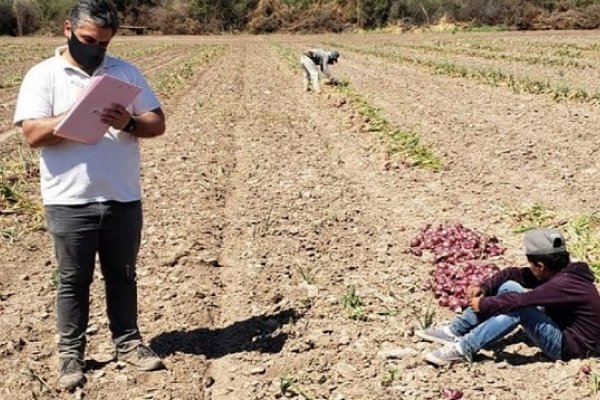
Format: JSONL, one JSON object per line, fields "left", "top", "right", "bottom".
{"left": 477, "top": 330, "right": 554, "bottom": 366}
{"left": 149, "top": 308, "right": 300, "bottom": 359}
{"left": 84, "top": 359, "right": 113, "bottom": 372}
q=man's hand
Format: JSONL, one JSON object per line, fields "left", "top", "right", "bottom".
{"left": 101, "top": 103, "right": 130, "bottom": 130}
{"left": 470, "top": 295, "right": 483, "bottom": 312}
{"left": 467, "top": 285, "right": 484, "bottom": 299}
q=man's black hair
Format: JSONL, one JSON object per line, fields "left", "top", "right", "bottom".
{"left": 70, "top": 0, "right": 119, "bottom": 33}
{"left": 527, "top": 251, "right": 570, "bottom": 272}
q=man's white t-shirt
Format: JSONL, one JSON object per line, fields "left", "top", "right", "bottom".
{"left": 13, "top": 47, "right": 161, "bottom": 205}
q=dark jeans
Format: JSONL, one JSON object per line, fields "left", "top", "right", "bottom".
{"left": 45, "top": 200, "right": 143, "bottom": 359}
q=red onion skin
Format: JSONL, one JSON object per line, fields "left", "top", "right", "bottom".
{"left": 442, "top": 388, "right": 463, "bottom": 400}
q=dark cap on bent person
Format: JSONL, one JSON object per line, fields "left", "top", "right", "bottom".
{"left": 524, "top": 228, "right": 567, "bottom": 255}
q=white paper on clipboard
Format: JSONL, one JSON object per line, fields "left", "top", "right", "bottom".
{"left": 54, "top": 75, "right": 141, "bottom": 145}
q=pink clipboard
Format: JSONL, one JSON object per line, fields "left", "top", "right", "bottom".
{"left": 54, "top": 75, "right": 142, "bottom": 145}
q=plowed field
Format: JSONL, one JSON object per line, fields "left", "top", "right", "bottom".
{"left": 1, "top": 31, "right": 600, "bottom": 400}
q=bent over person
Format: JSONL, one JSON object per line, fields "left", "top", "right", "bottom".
{"left": 13, "top": 0, "right": 166, "bottom": 390}
{"left": 299, "top": 48, "right": 340, "bottom": 93}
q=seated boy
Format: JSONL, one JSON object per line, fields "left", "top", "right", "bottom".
{"left": 416, "top": 228, "right": 600, "bottom": 365}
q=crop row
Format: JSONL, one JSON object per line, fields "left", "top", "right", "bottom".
{"left": 0, "top": 41, "right": 181, "bottom": 90}
{"left": 388, "top": 41, "right": 591, "bottom": 69}
{"left": 271, "top": 43, "right": 441, "bottom": 171}
{"left": 149, "top": 44, "right": 226, "bottom": 99}
{"left": 0, "top": 42, "right": 58, "bottom": 67}
{"left": 432, "top": 37, "right": 600, "bottom": 59}
{"left": 331, "top": 42, "right": 599, "bottom": 104}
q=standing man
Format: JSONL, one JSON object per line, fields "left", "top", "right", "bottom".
{"left": 13, "top": 0, "right": 166, "bottom": 390}
{"left": 299, "top": 48, "right": 340, "bottom": 94}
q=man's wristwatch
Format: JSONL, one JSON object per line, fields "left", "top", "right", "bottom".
{"left": 123, "top": 116, "right": 137, "bottom": 133}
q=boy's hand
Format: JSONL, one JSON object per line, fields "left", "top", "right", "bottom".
{"left": 467, "top": 285, "right": 484, "bottom": 299}
{"left": 470, "top": 295, "right": 483, "bottom": 312}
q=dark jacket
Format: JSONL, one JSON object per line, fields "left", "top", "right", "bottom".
{"left": 479, "top": 262, "right": 600, "bottom": 360}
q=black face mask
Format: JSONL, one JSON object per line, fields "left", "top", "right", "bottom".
{"left": 68, "top": 32, "right": 106, "bottom": 72}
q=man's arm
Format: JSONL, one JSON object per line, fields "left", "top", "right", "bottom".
{"left": 21, "top": 115, "right": 65, "bottom": 148}
{"left": 130, "top": 107, "right": 166, "bottom": 138}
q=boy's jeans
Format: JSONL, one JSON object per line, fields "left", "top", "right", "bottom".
{"left": 45, "top": 201, "right": 143, "bottom": 359}
{"left": 449, "top": 281, "right": 563, "bottom": 360}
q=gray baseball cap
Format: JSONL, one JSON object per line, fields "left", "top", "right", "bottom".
{"left": 524, "top": 228, "right": 567, "bottom": 255}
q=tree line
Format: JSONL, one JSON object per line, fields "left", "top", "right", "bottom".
{"left": 2, "top": 0, "right": 600, "bottom": 36}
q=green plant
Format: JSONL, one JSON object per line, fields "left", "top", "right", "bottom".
{"left": 390, "top": 41, "right": 588, "bottom": 69}
{"left": 152, "top": 45, "right": 226, "bottom": 98}
{"left": 591, "top": 371, "right": 600, "bottom": 395}
{"left": 376, "top": 307, "right": 399, "bottom": 317}
{"left": 50, "top": 267, "right": 59, "bottom": 289}
{"left": 412, "top": 301, "right": 435, "bottom": 329}
{"left": 252, "top": 204, "right": 275, "bottom": 238}
{"left": 381, "top": 367, "right": 400, "bottom": 387}
{"left": 501, "top": 205, "right": 600, "bottom": 278}
{"left": 297, "top": 264, "right": 319, "bottom": 285}
{"left": 335, "top": 78, "right": 442, "bottom": 170}
{"left": 501, "top": 203, "right": 556, "bottom": 233}
{"left": 1, "top": 227, "right": 16, "bottom": 244}
{"left": 111, "top": 42, "right": 177, "bottom": 60}
{"left": 342, "top": 285, "right": 366, "bottom": 320}
{"left": 564, "top": 212, "right": 600, "bottom": 275}
{"left": 280, "top": 376, "right": 313, "bottom": 400}
{"left": 0, "top": 140, "right": 44, "bottom": 244}
{"left": 270, "top": 43, "right": 301, "bottom": 71}
{"left": 332, "top": 42, "right": 600, "bottom": 105}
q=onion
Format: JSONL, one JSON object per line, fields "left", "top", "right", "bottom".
{"left": 442, "top": 388, "right": 463, "bottom": 400}
{"left": 581, "top": 364, "right": 592, "bottom": 375}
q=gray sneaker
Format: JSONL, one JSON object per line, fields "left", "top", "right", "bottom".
{"left": 117, "top": 343, "right": 164, "bottom": 371}
{"left": 415, "top": 326, "right": 458, "bottom": 345}
{"left": 58, "top": 357, "right": 86, "bottom": 390}
{"left": 425, "top": 344, "right": 467, "bottom": 366}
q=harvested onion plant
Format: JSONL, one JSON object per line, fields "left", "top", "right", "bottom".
{"left": 334, "top": 80, "right": 442, "bottom": 170}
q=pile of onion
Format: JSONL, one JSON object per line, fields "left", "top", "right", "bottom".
{"left": 410, "top": 223, "right": 506, "bottom": 312}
